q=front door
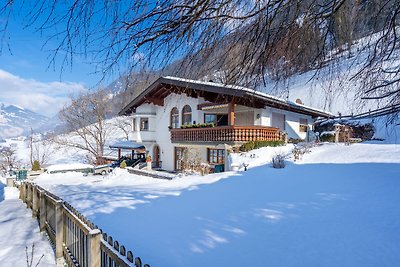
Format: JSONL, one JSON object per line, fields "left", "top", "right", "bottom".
{"left": 153, "top": 145, "right": 160, "bottom": 168}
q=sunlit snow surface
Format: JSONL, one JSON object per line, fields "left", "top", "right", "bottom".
{"left": 0, "top": 180, "right": 56, "bottom": 266}
{"left": 33, "top": 142, "right": 400, "bottom": 267}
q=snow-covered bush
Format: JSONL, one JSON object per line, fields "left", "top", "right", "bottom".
{"left": 180, "top": 148, "right": 210, "bottom": 175}
{"left": 292, "top": 143, "right": 313, "bottom": 161}
{"left": 272, "top": 153, "right": 286, "bottom": 168}
{"left": 199, "top": 163, "right": 211, "bottom": 176}
{"left": 292, "top": 147, "right": 302, "bottom": 161}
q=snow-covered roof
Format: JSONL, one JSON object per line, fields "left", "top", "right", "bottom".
{"left": 120, "top": 76, "right": 333, "bottom": 118}
{"left": 165, "top": 76, "right": 333, "bottom": 115}
{"left": 109, "top": 140, "right": 145, "bottom": 150}
{"left": 46, "top": 163, "right": 93, "bottom": 173}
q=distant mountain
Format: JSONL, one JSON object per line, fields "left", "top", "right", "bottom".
{"left": 0, "top": 104, "right": 51, "bottom": 139}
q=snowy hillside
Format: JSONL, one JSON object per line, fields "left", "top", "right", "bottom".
{"left": 259, "top": 35, "right": 394, "bottom": 117}
{"left": 0, "top": 104, "right": 50, "bottom": 140}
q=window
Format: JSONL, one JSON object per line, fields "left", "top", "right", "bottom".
{"left": 299, "top": 118, "right": 308, "bottom": 132}
{"left": 132, "top": 118, "right": 136, "bottom": 131}
{"left": 170, "top": 107, "right": 179, "bottom": 129}
{"left": 204, "top": 114, "right": 228, "bottom": 126}
{"left": 205, "top": 114, "right": 217, "bottom": 124}
{"left": 140, "top": 118, "right": 149, "bottom": 131}
{"left": 182, "top": 105, "right": 192, "bottom": 125}
{"left": 208, "top": 148, "right": 225, "bottom": 164}
{"left": 175, "top": 147, "right": 187, "bottom": 170}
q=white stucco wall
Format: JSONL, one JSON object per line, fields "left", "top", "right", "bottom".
{"left": 130, "top": 103, "right": 157, "bottom": 143}
{"left": 235, "top": 110, "right": 254, "bottom": 126}
{"left": 129, "top": 93, "right": 317, "bottom": 171}
{"left": 257, "top": 108, "right": 271, "bottom": 126}
{"left": 152, "top": 93, "right": 207, "bottom": 170}
{"left": 269, "top": 107, "right": 313, "bottom": 140}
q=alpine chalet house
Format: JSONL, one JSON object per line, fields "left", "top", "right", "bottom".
{"left": 119, "top": 77, "right": 331, "bottom": 172}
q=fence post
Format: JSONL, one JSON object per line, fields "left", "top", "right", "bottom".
{"left": 26, "top": 183, "right": 31, "bottom": 206}
{"left": 39, "top": 190, "right": 46, "bottom": 232}
{"left": 24, "top": 183, "right": 28, "bottom": 203}
{"left": 88, "top": 229, "right": 101, "bottom": 267}
{"left": 28, "top": 183, "right": 33, "bottom": 208}
{"left": 55, "top": 200, "right": 65, "bottom": 265}
{"left": 32, "top": 185, "right": 39, "bottom": 218}
{"left": 19, "top": 182, "right": 26, "bottom": 202}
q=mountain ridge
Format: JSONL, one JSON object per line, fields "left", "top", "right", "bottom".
{"left": 0, "top": 103, "right": 50, "bottom": 140}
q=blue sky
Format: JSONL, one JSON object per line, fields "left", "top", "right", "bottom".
{"left": 0, "top": 4, "right": 118, "bottom": 117}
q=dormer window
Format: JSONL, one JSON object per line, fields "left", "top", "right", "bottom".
{"left": 182, "top": 105, "right": 192, "bottom": 125}
{"left": 170, "top": 107, "right": 179, "bottom": 129}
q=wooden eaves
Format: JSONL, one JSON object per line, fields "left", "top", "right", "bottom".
{"left": 119, "top": 76, "right": 333, "bottom": 118}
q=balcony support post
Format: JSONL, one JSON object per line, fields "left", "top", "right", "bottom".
{"left": 228, "top": 102, "right": 235, "bottom": 126}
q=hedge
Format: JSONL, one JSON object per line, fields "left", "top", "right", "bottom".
{"left": 239, "top": 140, "right": 285, "bottom": 152}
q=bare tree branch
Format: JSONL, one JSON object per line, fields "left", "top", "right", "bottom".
{"left": 1, "top": 0, "right": 400, "bottom": 119}
{"left": 57, "top": 89, "right": 112, "bottom": 165}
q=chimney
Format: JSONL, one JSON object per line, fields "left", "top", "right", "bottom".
{"left": 295, "top": 98, "right": 303, "bottom": 105}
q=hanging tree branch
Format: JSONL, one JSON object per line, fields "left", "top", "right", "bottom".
{"left": 1, "top": 0, "right": 400, "bottom": 118}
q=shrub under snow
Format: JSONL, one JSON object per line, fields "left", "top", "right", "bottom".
{"left": 272, "top": 153, "right": 286, "bottom": 168}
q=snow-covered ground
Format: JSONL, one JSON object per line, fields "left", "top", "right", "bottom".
{"left": 32, "top": 142, "right": 400, "bottom": 267}
{"left": 0, "top": 179, "right": 56, "bottom": 266}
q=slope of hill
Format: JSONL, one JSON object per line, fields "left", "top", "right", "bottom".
{"left": 0, "top": 104, "right": 50, "bottom": 140}
{"left": 110, "top": 29, "right": 398, "bottom": 121}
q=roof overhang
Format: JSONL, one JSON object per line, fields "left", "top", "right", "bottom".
{"left": 119, "top": 77, "right": 333, "bottom": 118}
{"left": 109, "top": 140, "right": 145, "bottom": 150}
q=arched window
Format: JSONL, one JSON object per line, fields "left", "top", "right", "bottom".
{"left": 170, "top": 107, "right": 179, "bottom": 128}
{"left": 182, "top": 105, "right": 192, "bottom": 125}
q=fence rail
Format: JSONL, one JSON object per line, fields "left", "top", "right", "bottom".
{"left": 18, "top": 182, "right": 151, "bottom": 267}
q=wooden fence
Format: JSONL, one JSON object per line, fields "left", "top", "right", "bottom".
{"left": 19, "top": 182, "right": 150, "bottom": 267}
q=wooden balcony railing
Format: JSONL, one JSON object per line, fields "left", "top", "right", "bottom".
{"left": 170, "top": 126, "right": 282, "bottom": 143}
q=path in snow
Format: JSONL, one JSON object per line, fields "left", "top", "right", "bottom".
{"left": 0, "top": 181, "right": 56, "bottom": 266}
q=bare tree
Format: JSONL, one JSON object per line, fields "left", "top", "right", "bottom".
{"left": 27, "top": 130, "right": 54, "bottom": 167}
{"left": 1, "top": 0, "right": 400, "bottom": 117}
{"left": 32, "top": 140, "right": 54, "bottom": 167}
{"left": 112, "top": 116, "right": 132, "bottom": 141}
{"left": 0, "top": 146, "right": 19, "bottom": 174}
{"left": 55, "top": 89, "right": 111, "bottom": 165}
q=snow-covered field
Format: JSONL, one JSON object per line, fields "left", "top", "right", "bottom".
{"left": 32, "top": 142, "right": 400, "bottom": 267}
{"left": 0, "top": 179, "right": 55, "bottom": 266}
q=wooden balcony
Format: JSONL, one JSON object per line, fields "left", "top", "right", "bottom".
{"left": 170, "top": 126, "right": 282, "bottom": 143}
